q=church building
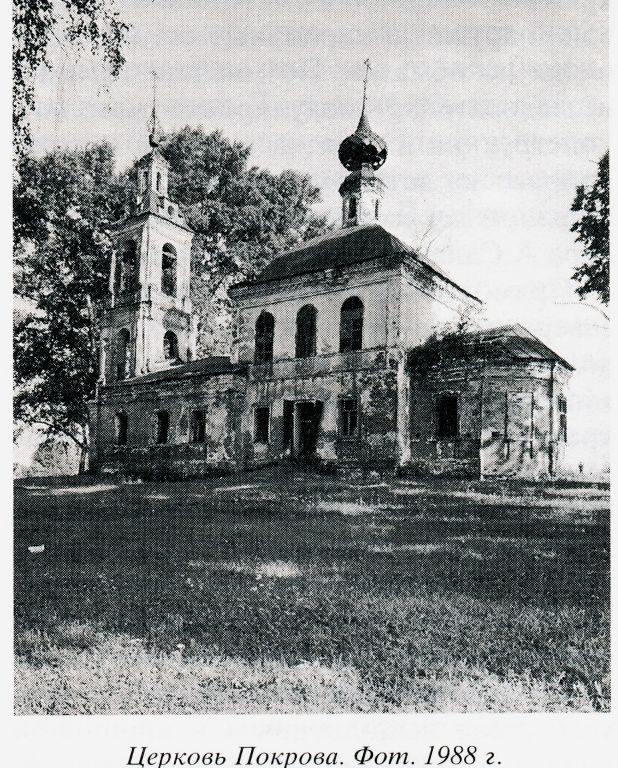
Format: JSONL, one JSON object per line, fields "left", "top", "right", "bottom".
{"left": 89, "top": 82, "right": 573, "bottom": 480}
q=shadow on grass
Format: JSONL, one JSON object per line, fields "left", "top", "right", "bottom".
{"left": 14, "top": 467, "right": 610, "bottom": 711}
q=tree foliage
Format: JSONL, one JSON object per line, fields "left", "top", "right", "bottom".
{"left": 161, "top": 127, "right": 329, "bottom": 352}
{"left": 405, "top": 316, "right": 488, "bottom": 377}
{"left": 14, "top": 143, "right": 132, "bottom": 465}
{"left": 13, "top": 0, "right": 129, "bottom": 157}
{"left": 570, "top": 150, "right": 609, "bottom": 306}
{"left": 14, "top": 130, "right": 328, "bottom": 463}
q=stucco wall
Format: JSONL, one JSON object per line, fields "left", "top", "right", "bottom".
{"left": 398, "top": 276, "right": 474, "bottom": 349}
{"left": 407, "top": 360, "right": 571, "bottom": 478}
{"left": 242, "top": 349, "right": 401, "bottom": 468}
{"left": 102, "top": 214, "right": 194, "bottom": 382}
{"left": 90, "top": 372, "right": 246, "bottom": 478}
{"left": 233, "top": 260, "right": 401, "bottom": 364}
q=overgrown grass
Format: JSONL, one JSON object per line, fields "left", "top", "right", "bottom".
{"left": 14, "top": 468, "right": 610, "bottom": 713}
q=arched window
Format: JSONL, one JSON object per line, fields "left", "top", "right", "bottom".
{"left": 116, "top": 329, "right": 131, "bottom": 380}
{"left": 348, "top": 196, "right": 357, "bottom": 220}
{"left": 114, "top": 412, "right": 128, "bottom": 446}
{"left": 254, "top": 311, "right": 274, "bottom": 364}
{"left": 161, "top": 244, "right": 177, "bottom": 296}
{"left": 296, "top": 304, "right": 317, "bottom": 358}
{"left": 115, "top": 240, "right": 137, "bottom": 295}
{"left": 156, "top": 171, "right": 162, "bottom": 192}
{"left": 340, "top": 297, "right": 363, "bottom": 352}
{"left": 163, "top": 330, "right": 178, "bottom": 360}
{"left": 142, "top": 170, "right": 148, "bottom": 190}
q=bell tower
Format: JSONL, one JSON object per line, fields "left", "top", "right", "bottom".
{"left": 99, "top": 77, "right": 196, "bottom": 383}
{"left": 338, "top": 60, "right": 387, "bottom": 228}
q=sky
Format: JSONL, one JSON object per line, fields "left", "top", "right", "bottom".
{"left": 28, "top": 0, "right": 609, "bottom": 470}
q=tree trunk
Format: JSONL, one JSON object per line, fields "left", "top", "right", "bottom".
{"left": 78, "top": 423, "right": 90, "bottom": 474}
{"left": 78, "top": 444, "right": 88, "bottom": 474}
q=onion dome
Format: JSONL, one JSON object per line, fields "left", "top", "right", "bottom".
{"left": 338, "top": 107, "right": 388, "bottom": 172}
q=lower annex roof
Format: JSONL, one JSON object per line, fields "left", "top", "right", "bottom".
{"left": 108, "top": 356, "right": 246, "bottom": 387}
{"left": 409, "top": 324, "right": 574, "bottom": 371}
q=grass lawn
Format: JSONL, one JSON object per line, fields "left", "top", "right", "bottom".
{"left": 14, "top": 466, "right": 610, "bottom": 714}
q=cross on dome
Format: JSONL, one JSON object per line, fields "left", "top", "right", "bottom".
{"left": 338, "top": 60, "right": 387, "bottom": 172}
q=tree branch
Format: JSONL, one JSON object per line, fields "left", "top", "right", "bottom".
{"left": 32, "top": 420, "right": 88, "bottom": 450}
{"left": 555, "top": 301, "right": 610, "bottom": 323}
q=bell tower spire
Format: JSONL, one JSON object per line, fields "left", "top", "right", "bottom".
{"left": 338, "top": 60, "right": 387, "bottom": 228}
{"left": 148, "top": 70, "right": 163, "bottom": 148}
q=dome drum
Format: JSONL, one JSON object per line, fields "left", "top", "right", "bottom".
{"left": 338, "top": 165, "right": 386, "bottom": 196}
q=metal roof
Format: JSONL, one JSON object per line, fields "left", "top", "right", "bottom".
{"left": 234, "top": 224, "right": 481, "bottom": 301}
{"left": 109, "top": 356, "right": 245, "bottom": 387}
{"left": 410, "top": 324, "right": 574, "bottom": 371}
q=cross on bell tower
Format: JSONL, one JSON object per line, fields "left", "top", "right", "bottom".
{"left": 148, "top": 70, "right": 163, "bottom": 148}
{"left": 338, "top": 59, "right": 387, "bottom": 228}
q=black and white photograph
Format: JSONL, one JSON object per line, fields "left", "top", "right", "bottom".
{"left": 9, "top": 0, "right": 612, "bottom": 760}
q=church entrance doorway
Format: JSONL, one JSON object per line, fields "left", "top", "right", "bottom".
{"left": 295, "top": 401, "right": 323, "bottom": 461}
{"left": 283, "top": 400, "right": 294, "bottom": 457}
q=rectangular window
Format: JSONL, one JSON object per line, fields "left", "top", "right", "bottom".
{"left": 254, "top": 406, "right": 270, "bottom": 444}
{"left": 437, "top": 394, "right": 458, "bottom": 438}
{"left": 114, "top": 413, "right": 128, "bottom": 446}
{"left": 156, "top": 411, "right": 170, "bottom": 444}
{"left": 558, "top": 397, "right": 567, "bottom": 442}
{"left": 190, "top": 410, "right": 206, "bottom": 443}
{"left": 339, "top": 398, "right": 359, "bottom": 438}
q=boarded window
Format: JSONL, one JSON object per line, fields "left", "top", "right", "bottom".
{"left": 296, "top": 304, "right": 317, "bottom": 358}
{"left": 156, "top": 411, "right": 170, "bottom": 444}
{"left": 163, "top": 330, "right": 178, "bottom": 360}
{"left": 340, "top": 398, "right": 359, "bottom": 438}
{"left": 254, "top": 406, "right": 270, "bottom": 443}
{"left": 254, "top": 311, "right": 274, "bottom": 364}
{"left": 190, "top": 410, "right": 206, "bottom": 443}
{"left": 558, "top": 396, "right": 567, "bottom": 442}
{"left": 114, "top": 412, "right": 128, "bottom": 446}
{"left": 340, "top": 297, "right": 363, "bottom": 352}
{"left": 161, "top": 244, "right": 177, "bottom": 296}
{"left": 506, "top": 392, "right": 533, "bottom": 441}
{"left": 437, "top": 394, "right": 458, "bottom": 438}
{"left": 116, "top": 329, "right": 131, "bottom": 380}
